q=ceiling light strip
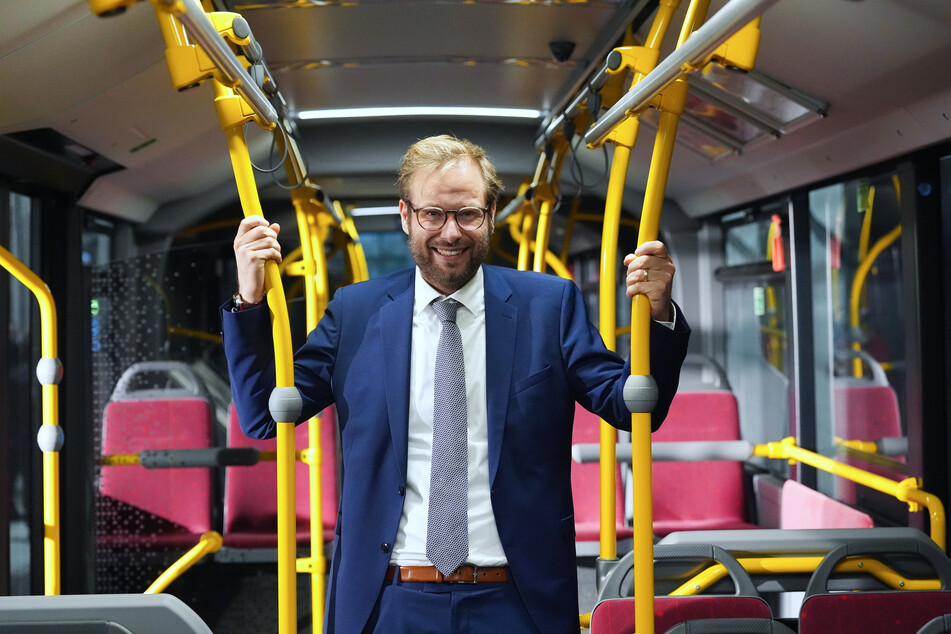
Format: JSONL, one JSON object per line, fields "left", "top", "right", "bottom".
{"left": 297, "top": 106, "right": 541, "bottom": 120}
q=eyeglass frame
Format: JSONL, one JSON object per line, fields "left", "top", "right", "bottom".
{"left": 404, "top": 201, "right": 491, "bottom": 231}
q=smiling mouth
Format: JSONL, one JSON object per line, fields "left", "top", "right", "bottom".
{"left": 434, "top": 247, "right": 464, "bottom": 256}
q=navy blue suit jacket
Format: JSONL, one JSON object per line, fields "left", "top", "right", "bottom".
{"left": 222, "top": 265, "right": 690, "bottom": 633}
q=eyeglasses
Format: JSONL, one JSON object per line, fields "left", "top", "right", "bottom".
{"left": 405, "top": 201, "right": 489, "bottom": 231}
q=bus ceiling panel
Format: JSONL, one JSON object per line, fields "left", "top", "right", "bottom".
{"left": 671, "top": 83, "right": 951, "bottom": 219}
{"left": 281, "top": 63, "right": 569, "bottom": 114}
{"left": 228, "top": 0, "right": 629, "bottom": 62}
{"left": 77, "top": 125, "right": 273, "bottom": 223}
{"left": 296, "top": 120, "right": 539, "bottom": 187}
{"left": 0, "top": 0, "right": 164, "bottom": 136}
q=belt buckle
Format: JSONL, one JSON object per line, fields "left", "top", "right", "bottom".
{"left": 448, "top": 565, "right": 479, "bottom": 584}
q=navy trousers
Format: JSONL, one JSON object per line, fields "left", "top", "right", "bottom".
{"left": 367, "top": 567, "right": 542, "bottom": 634}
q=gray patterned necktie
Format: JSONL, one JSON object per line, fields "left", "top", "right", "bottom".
{"left": 426, "top": 298, "right": 469, "bottom": 576}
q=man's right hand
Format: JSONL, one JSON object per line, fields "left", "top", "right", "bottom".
{"left": 234, "top": 215, "right": 282, "bottom": 305}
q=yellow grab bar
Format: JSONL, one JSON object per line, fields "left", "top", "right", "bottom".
{"left": 669, "top": 555, "right": 942, "bottom": 596}
{"left": 0, "top": 245, "right": 63, "bottom": 595}
{"left": 215, "top": 78, "right": 300, "bottom": 634}
{"left": 290, "top": 186, "right": 330, "bottom": 631}
{"left": 594, "top": 0, "right": 681, "bottom": 569}
{"left": 145, "top": 531, "right": 223, "bottom": 594}
{"left": 755, "top": 437, "right": 946, "bottom": 550}
{"left": 849, "top": 223, "right": 902, "bottom": 377}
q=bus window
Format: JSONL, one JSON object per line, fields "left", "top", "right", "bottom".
{"left": 2, "top": 189, "right": 37, "bottom": 596}
{"left": 719, "top": 208, "right": 792, "bottom": 475}
{"left": 808, "top": 174, "right": 908, "bottom": 520}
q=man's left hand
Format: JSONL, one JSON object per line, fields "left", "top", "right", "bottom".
{"left": 623, "top": 240, "right": 675, "bottom": 322}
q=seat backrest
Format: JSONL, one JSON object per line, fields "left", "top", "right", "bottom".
{"left": 799, "top": 592, "right": 951, "bottom": 634}
{"left": 99, "top": 361, "right": 213, "bottom": 535}
{"left": 571, "top": 403, "right": 629, "bottom": 544}
{"left": 779, "top": 479, "right": 873, "bottom": 529}
{"left": 917, "top": 614, "right": 951, "bottom": 634}
{"left": 833, "top": 380, "right": 903, "bottom": 503}
{"left": 590, "top": 596, "right": 772, "bottom": 634}
{"left": 223, "top": 404, "right": 339, "bottom": 546}
{"left": 652, "top": 391, "right": 752, "bottom": 535}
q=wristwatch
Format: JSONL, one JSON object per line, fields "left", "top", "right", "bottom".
{"left": 231, "top": 292, "right": 261, "bottom": 313}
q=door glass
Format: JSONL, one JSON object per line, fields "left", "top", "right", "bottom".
{"left": 808, "top": 174, "right": 908, "bottom": 520}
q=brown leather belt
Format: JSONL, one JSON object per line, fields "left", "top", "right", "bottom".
{"left": 386, "top": 565, "right": 508, "bottom": 584}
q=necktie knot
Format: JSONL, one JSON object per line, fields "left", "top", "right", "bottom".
{"left": 432, "top": 298, "right": 460, "bottom": 324}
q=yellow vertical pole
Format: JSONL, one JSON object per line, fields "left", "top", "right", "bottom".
{"left": 532, "top": 199, "right": 554, "bottom": 273}
{"left": 291, "top": 190, "right": 330, "bottom": 632}
{"left": 0, "top": 247, "right": 63, "bottom": 595}
{"left": 335, "top": 201, "right": 369, "bottom": 284}
{"left": 593, "top": 0, "right": 681, "bottom": 571}
{"left": 597, "top": 147, "right": 629, "bottom": 559}
{"left": 629, "top": 6, "right": 709, "bottom": 633}
{"left": 215, "top": 78, "right": 298, "bottom": 634}
{"left": 516, "top": 212, "right": 535, "bottom": 271}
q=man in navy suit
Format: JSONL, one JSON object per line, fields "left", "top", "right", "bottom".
{"left": 223, "top": 135, "right": 690, "bottom": 633}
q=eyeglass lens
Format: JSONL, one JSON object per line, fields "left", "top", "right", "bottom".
{"left": 415, "top": 206, "right": 485, "bottom": 230}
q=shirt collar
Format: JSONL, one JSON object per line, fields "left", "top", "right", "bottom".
{"left": 413, "top": 266, "right": 484, "bottom": 317}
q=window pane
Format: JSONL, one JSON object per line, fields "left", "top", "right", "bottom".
{"left": 808, "top": 175, "right": 909, "bottom": 519}
{"left": 721, "top": 213, "right": 791, "bottom": 473}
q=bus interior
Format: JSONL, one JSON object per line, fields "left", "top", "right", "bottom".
{"left": 2, "top": 0, "right": 951, "bottom": 632}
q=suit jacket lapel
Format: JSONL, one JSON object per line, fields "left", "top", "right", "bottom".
{"left": 380, "top": 274, "right": 415, "bottom": 481}
{"left": 483, "top": 267, "right": 516, "bottom": 486}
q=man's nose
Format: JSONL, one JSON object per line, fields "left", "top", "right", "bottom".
{"left": 440, "top": 214, "right": 464, "bottom": 240}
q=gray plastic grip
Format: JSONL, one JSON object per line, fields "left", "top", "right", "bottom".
{"left": 571, "top": 440, "right": 754, "bottom": 464}
{"left": 139, "top": 448, "right": 260, "bottom": 468}
{"left": 877, "top": 436, "right": 908, "bottom": 457}
{"left": 623, "top": 374, "right": 658, "bottom": 413}
{"left": 36, "top": 357, "right": 63, "bottom": 385}
{"left": 269, "top": 386, "right": 302, "bottom": 423}
{"left": 36, "top": 425, "right": 64, "bottom": 452}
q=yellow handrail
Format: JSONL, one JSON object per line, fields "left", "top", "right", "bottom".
{"left": 504, "top": 212, "right": 573, "bottom": 280}
{"left": 629, "top": 3, "right": 708, "bottom": 630}
{"left": 0, "top": 245, "right": 62, "bottom": 595}
{"left": 289, "top": 185, "right": 330, "bottom": 631}
{"left": 669, "top": 555, "right": 942, "bottom": 597}
{"left": 593, "top": 1, "right": 679, "bottom": 574}
{"left": 206, "top": 68, "right": 299, "bottom": 632}
{"left": 755, "top": 437, "right": 946, "bottom": 550}
{"left": 849, "top": 223, "right": 902, "bottom": 378}
{"left": 145, "top": 531, "right": 223, "bottom": 594}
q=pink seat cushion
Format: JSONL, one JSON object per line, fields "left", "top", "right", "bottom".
{"left": 780, "top": 479, "right": 873, "bottom": 529}
{"left": 100, "top": 398, "right": 213, "bottom": 540}
{"left": 572, "top": 403, "right": 631, "bottom": 542}
{"left": 223, "top": 405, "right": 338, "bottom": 547}
{"left": 652, "top": 391, "right": 758, "bottom": 536}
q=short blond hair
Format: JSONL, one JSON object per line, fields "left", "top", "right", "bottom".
{"left": 397, "top": 135, "right": 503, "bottom": 206}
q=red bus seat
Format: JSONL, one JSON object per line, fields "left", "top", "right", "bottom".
{"left": 800, "top": 592, "right": 951, "bottom": 633}
{"left": 799, "top": 537, "right": 951, "bottom": 633}
{"left": 590, "top": 596, "right": 772, "bottom": 634}
{"left": 833, "top": 357, "right": 903, "bottom": 503}
{"left": 652, "top": 390, "right": 758, "bottom": 536}
{"left": 98, "top": 361, "right": 214, "bottom": 548}
{"left": 222, "top": 403, "right": 338, "bottom": 549}
{"left": 572, "top": 403, "right": 630, "bottom": 555}
{"left": 780, "top": 479, "right": 873, "bottom": 529}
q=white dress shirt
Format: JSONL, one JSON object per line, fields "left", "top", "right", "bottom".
{"left": 390, "top": 266, "right": 507, "bottom": 566}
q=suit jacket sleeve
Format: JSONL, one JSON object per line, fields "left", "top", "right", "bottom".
{"left": 558, "top": 278, "right": 689, "bottom": 432}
